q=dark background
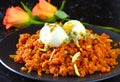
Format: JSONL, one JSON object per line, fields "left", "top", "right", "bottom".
{"left": 0, "top": 0, "right": 120, "bottom": 82}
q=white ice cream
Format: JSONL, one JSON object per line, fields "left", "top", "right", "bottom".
{"left": 39, "top": 20, "right": 87, "bottom": 49}
{"left": 63, "top": 20, "right": 86, "bottom": 40}
{"left": 63, "top": 20, "right": 86, "bottom": 47}
{"left": 39, "top": 23, "right": 69, "bottom": 47}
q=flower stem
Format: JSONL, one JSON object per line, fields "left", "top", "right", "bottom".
{"left": 82, "top": 22, "right": 120, "bottom": 33}
{"left": 23, "top": 19, "right": 44, "bottom": 27}
{"left": 59, "top": 0, "right": 66, "bottom": 10}
{"left": 30, "top": 19, "right": 44, "bottom": 25}
{"left": 21, "top": 2, "right": 32, "bottom": 15}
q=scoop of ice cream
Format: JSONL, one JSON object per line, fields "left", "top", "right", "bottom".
{"left": 39, "top": 23, "right": 69, "bottom": 47}
{"left": 63, "top": 20, "right": 86, "bottom": 40}
{"left": 63, "top": 20, "right": 86, "bottom": 47}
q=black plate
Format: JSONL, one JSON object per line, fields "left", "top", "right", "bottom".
{"left": 0, "top": 25, "right": 120, "bottom": 82}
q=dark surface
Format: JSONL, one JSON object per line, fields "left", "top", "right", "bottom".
{"left": 0, "top": 0, "right": 120, "bottom": 82}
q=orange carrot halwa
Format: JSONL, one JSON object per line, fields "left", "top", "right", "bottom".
{"left": 12, "top": 29, "right": 120, "bottom": 77}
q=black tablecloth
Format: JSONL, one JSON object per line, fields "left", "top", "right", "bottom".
{"left": 0, "top": 0, "right": 120, "bottom": 82}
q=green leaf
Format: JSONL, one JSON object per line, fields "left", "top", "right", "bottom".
{"left": 55, "top": 10, "right": 69, "bottom": 19}
{"left": 21, "top": 2, "right": 32, "bottom": 15}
